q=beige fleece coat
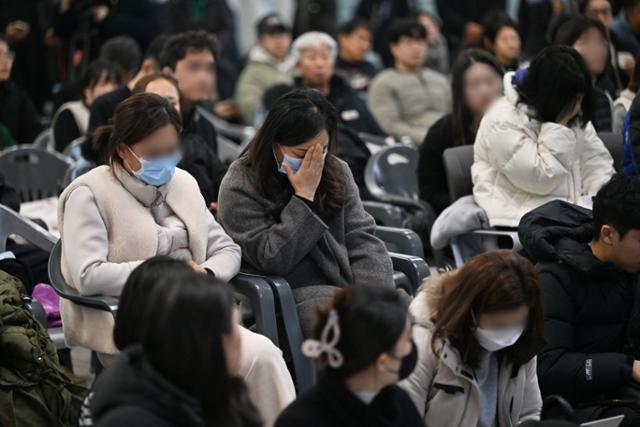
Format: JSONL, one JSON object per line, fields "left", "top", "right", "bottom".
{"left": 57, "top": 165, "right": 241, "bottom": 353}
{"left": 399, "top": 274, "right": 542, "bottom": 427}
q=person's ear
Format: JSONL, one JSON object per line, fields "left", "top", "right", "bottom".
{"left": 162, "top": 65, "right": 175, "bottom": 75}
{"left": 376, "top": 353, "right": 392, "bottom": 374}
{"left": 600, "top": 225, "right": 618, "bottom": 245}
{"left": 141, "top": 58, "right": 157, "bottom": 75}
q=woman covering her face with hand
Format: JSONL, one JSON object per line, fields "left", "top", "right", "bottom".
{"left": 217, "top": 88, "right": 393, "bottom": 333}
{"left": 401, "top": 250, "right": 545, "bottom": 427}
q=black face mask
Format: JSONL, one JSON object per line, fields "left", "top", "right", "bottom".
{"left": 386, "top": 340, "right": 418, "bottom": 381}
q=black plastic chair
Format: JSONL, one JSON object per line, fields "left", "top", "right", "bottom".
{"left": 362, "top": 200, "right": 405, "bottom": 227}
{"left": 375, "top": 226, "right": 424, "bottom": 258}
{"left": 364, "top": 144, "right": 422, "bottom": 209}
{"left": 598, "top": 132, "right": 623, "bottom": 173}
{"left": 48, "top": 241, "right": 280, "bottom": 346}
{"left": 442, "top": 145, "right": 521, "bottom": 267}
{"left": 0, "top": 145, "right": 73, "bottom": 202}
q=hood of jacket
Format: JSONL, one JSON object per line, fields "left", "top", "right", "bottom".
{"left": 410, "top": 273, "right": 452, "bottom": 330}
{"left": 518, "top": 200, "right": 617, "bottom": 274}
{"left": 91, "top": 345, "right": 204, "bottom": 427}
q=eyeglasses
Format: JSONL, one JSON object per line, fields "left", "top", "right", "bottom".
{"left": 0, "top": 51, "right": 15, "bottom": 61}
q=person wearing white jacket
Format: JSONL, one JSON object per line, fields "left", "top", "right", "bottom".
{"left": 58, "top": 93, "right": 295, "bottom": 426}
{"left": 472, "top": 46, "right": 615, "bottom": 228}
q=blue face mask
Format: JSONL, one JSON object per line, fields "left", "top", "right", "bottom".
{"left": 274, "top": 146, "right": 327, "bottom": 175}
{"left": 127, "top": 146, "right": 182, "bottom": 187}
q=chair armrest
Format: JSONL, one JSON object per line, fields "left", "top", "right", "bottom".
{"left": 389, "top": 252, "right": 430, "bottom": 296}
{"left": 468, "top": 230, "right": 522, "bottom": 251}
{"left": 363, "top": 201, "right": 405, "bottom": 227}
{"left": 230, "top": 273, "right": 279, "bottom": 346}
{"left": 48, "top": 241, "right": 118, "bottom": 314}
{"left": 375, "top": 226, "right": 424, "bottom": 258}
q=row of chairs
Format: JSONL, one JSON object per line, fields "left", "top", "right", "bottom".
{"left": 362, "top": 131, "right": 624, "bottom": 266}
{"left": 0, "top": 202, "right": 429, "bottom": 393}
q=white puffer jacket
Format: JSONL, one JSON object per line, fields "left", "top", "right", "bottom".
{"left": 472, "top": 73, "right": 615, "bottom": 227}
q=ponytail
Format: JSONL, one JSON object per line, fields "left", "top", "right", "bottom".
{"left": 93, "top": 125, "right": 114, "bottom": 166}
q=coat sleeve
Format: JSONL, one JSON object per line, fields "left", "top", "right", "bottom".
{"left": 341, "top": 164, "right": 394, "bottom": 289}
{"left": 399, "top": 325, "right": 438, "bottom": 417}
{"left": 202, "top": 212, "right": 241, "bottom": 282}
{"left": 217, "top": 165, "right": 330, "bottom": 275}
{"left": 368, "top": 76, "right": 426, "bottom": 143}
{"left": 62, "top": 187, "right": 144, "bottom": 296}
{"left": 537, "top": 268, "right": 634, "bottom": 402}
{"left": 518, "top": 357, "right": 543, "bottom": 423}
{"left": 579, "top": 123, "right": 615, "bottom": 195}
{"left": 482, "top": 116, "right": 578, "bottom": 196}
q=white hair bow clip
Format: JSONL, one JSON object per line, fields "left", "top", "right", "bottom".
{"left": 302, "top": 309, "right": 344, "bottom": 368}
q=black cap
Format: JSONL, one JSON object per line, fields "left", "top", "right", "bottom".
{"left": 257, "top": 14, "right": 290, "bottom": 37}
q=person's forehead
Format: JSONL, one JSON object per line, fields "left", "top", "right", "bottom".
{"left": 146, "top": 79, "right": 179, "bottom": 96}
{"left": 181, "top": 49, "right": 215, "bottom": 63}
{"left": 302, "top": 45, "right": 333, "bottom": 55}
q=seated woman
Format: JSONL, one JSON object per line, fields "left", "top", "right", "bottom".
{"left": 89, "top": 259, "right": 262, "bottom": 427}
{"left": 133, "top": 72, "right": 227, "bottom": 208}
{"left": 482, "top": 11, "right": 524, "bottom": 72}
{"left": 217, "top": 88, "right": 394, "bottom": 331}
{"left": 553, "top": 16, "right": 614, "bottom": 132}
{"left": 419, "top": 49, "right": 503, "bottom": 214}
{"left": 52, "top": 59, "right": 119, "bottom": 152}
{"left": 274, "top": 286, "right": 423, "bottom": 427}
{"left": 401, "top": 250, "right": 545, "bottom": 426}
{"left": 472, "top": 45, "right": 615, "bottom": 228}
{"left": 58, "top": 93, "right": 295, "bottom": 425}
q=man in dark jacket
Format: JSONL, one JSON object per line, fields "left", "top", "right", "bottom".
{"left": 518, "top": 175, "right": 640, "bottom": 427}
{"left": 625, "top": 90, "right": 640, "bottom": 168}
{"left": 292, "top": 31, "right": 384, "bottom": 136}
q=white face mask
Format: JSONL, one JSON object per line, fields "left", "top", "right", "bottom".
{"left": 475, "top": 325, "right": 525, "bottom": 352}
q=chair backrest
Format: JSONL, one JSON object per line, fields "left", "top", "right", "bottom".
{"left": 364, "top": 144, "right": 420, "bottom": 202}
{"left": 32, "top": 128, "right": 53, "bottom": 150}
{"left": 443, "top": 145, "right": 474, "bottom": 202}
{"left": 598, "top": 132, "right": 623, "bottom": 173}
{"left": 196, "top": 106, "right": 256, "bottom": 145}
{"left": 62, "top": 159, "right": 96, "bottom": 188}
{"left": 0, "top": 204, "right": 57, "bottom": 253}
{"left": 0, "top": 145, "right": 74, "bottom": 202}
{"left": 62, "top": 136, "right": 86, "bottom": 161}
{"left": 217, "top": 134, "right": 243, "bottom": 164}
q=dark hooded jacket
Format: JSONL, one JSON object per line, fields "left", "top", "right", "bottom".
{"left": 518, "top": 200, "right": 640, "bottom": 405}
{"left": 90, "top": 345, "right": 206, "bottom": 427}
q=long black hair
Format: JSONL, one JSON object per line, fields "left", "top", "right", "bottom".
{"left": 245, "top": 88, "right": 345, "bottom": 220}
{"left": 447, "top": 49, "right": 504, "bottom": 147}
{"left": 516, "top": 45, "right": 595, "bottom": 127}
{"left": 114, "top": 257, "right": 261, "bottom": 427}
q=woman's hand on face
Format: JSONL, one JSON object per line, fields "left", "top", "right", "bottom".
{"left": 283, "top": 144, "right": 325, "bottom": 202}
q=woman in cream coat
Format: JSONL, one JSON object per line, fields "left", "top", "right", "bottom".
{"left": 472, "top": 46, "right": 614, "bottom": 228}
{"left": 58, "top": 93, "right": 295, "bottom": 426}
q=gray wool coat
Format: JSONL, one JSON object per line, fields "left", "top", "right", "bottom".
{"left": 217, "top": 157, "right": 394, "bottom": 290}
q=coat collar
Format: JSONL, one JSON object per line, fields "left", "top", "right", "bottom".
{"left": 113, "top": 163, "right": 170, "bottom": 208}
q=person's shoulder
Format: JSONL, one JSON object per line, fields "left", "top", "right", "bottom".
{"left": 94, "top": 406, "right": 173, "bottom": 427}
{"left": 423, "top": 68, "right": 449, "bottom": 83}
{"left": 274, "top": 389, "right": 328, "bottom": 427}
{"left": 370, "top": 68, "right": 398, "bottom": 85}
